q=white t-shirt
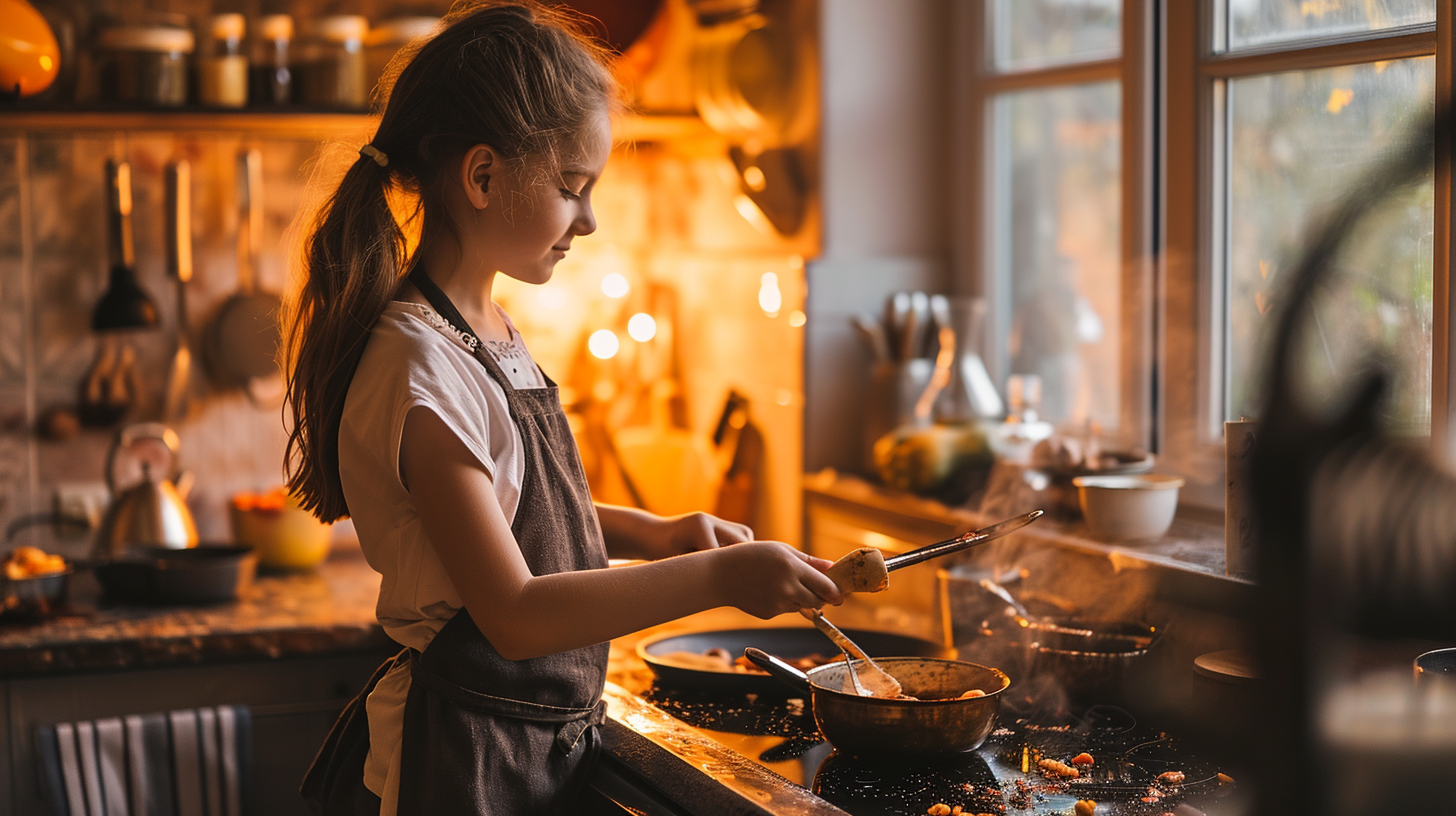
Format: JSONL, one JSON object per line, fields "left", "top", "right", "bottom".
{"left": 337, "top": 300, "right": 545, "bottom": 814}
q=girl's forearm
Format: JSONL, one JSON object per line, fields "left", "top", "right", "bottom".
{"left": 474, "top": 549, "right": 731, "bottom": 660}
{"left": 593, "top": 502, "right": 659, "bottom": 559}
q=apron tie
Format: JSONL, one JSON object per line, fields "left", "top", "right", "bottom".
{"left": 410, "top": 650, "right": 604, "bottom": 754}
{"left": 553, "top": 701, "right": 606, "bottom": 755}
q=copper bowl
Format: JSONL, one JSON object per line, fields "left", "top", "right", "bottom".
{"left": 746, "top": 649, "right": 1010, "bottom": 757}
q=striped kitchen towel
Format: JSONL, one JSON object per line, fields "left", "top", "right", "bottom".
{"left": 35, "top": 705, "right": 252, "bottom": 816}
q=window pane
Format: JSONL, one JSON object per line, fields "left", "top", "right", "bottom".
{"left": 1225, "top": 0, "right": 1434, "bottom": 51}
{"left": 991, "top": 0, "right": 1120, "bottom": 72}
{"left": 991, "top": 82, "right": 1121, "bottom": 431}
{"left": 1225, "top": 58, "right": 1434, "bottom": 432}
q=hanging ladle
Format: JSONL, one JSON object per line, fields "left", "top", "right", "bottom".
{"left": 92, "top": 158, "right": 159, "bottom": 332}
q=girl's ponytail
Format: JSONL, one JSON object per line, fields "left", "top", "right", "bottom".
{"left": 282, "top": 0, "right": 617, "bottom": 522}
{"left": 283, "top": 154, "right": 406, "bottom": 521}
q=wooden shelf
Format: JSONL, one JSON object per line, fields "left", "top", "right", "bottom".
{"left": 0, "top": 109, "right": 715, "bottom": 143}
{"left": 0, "top": 109, "right": 376, "bottom": 138}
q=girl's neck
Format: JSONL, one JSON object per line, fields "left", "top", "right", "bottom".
{"left": 409, "top": 249, "right": 510, "bottom": 343}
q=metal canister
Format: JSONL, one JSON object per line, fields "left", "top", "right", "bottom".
{"left": 96, "top": 23, "right": 195, "bottom": 107}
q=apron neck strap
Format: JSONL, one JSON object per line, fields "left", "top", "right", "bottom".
{"left": 408, "top": 268, "right": 515, "bottom": 393}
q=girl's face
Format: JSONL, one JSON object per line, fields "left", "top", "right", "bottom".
{"left": 478, "top": 109, "right": 611, "bottom": 286}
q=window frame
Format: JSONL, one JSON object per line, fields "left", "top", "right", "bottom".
{"left": 958, "top": 0, "right": 1456, "bottom": 509}
{"left": 954, "top": 0, "right": 1157, "bottom": 458}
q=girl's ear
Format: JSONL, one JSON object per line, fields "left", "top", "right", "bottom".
{"left": 461, "top": 144, "right": 497, "bottom": 210}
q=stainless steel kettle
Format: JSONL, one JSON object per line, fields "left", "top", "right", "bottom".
{"left": 94, "top": 422, "right": 198, "bottom": 559}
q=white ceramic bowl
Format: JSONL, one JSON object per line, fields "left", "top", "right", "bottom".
{"left": 1072, "top": 473, "right": 1185, "bottom": 542}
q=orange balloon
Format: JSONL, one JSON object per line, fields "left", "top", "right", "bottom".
{"left": 0, "top": 0, "right": 61, "bottom": 97}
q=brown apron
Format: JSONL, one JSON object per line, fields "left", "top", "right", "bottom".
{"left": 302, "top": 270, "right": 610, "bottom": 815}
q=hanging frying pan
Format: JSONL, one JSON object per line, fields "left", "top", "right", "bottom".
{"left": 204, "top": 149, "right": 283, "bottom": 400}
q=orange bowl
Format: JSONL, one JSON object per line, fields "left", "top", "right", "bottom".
{"left": 230, "top": 489, "right": 332, "bottom": 570}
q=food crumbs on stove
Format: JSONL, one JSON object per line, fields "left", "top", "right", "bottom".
{"left": 1008, "top": 779, "right": 1033, "bottom": 809}
{"left": 786, "top": 698, "right": 805, "bottom": 716}
{"left": 1156, "top": 771, "right": 1185, "bottom": 786}
{"left": 1217, "top": 772, "right": 1235, "bottom": 784}
{"left": 927, "top": 803, "right": 952, "bottom": 815}
{"left": 744, "top": 693, "right": 758, "bottom": 704}
{"left": 1070, "top": 752, "right": 1095, "bottom": 766}
{"left": 1073, "top": 800, "right": 1096, "bottom": 816}
{"left": 1036, "top": 757, "right": 1080, "bottom": 779}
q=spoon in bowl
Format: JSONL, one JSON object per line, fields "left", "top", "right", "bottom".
{"left": 800, "top": 608, "right": 902, "bottom": 697}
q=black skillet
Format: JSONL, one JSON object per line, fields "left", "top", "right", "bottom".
{"left": 638, "top": 627, "right": 952, "bottom": 697}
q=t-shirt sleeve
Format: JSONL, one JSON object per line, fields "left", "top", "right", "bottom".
{"left": 393, "top": 393, "right": 496, "bottom": 489}
{"left": 342, "top": 319, "right": 502, "bottom": 500}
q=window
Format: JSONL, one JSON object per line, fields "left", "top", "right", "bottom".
{"left": 960, "top": 0, "right": 1451, "bottom": 506}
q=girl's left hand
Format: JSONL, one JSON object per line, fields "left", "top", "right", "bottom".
{"left": 649, "top": 512, "right": 753, "bottom": 559}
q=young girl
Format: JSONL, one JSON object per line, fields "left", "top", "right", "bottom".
{"left": 284, "top": 3, "right": 842, "bottom": 814}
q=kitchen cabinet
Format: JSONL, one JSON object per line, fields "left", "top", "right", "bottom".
{"left": 0, "top": 546, "right": 395, "bottom": 816}
{"left": 3, "top": 651, "right": 391, "bottom": 816}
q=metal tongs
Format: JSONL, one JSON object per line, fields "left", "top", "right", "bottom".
{"left": 825, "top": 509, "right": 1045, "bottom": 593}
{"left": 804, "top": 509, "right": 1046, "bottom": 697}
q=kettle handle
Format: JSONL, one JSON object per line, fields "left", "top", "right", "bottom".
{"left": 106, "top": 422, "right": 182, "bottom": 495}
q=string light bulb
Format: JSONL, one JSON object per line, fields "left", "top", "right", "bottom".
{"left": 588, "top": 329, "right": 620, "bottom": 359}
{"left": 627, "top": 313, "right": 657, "bottom": 342}
{"left": 758, "top": 272, "right": 782, "bottom": 317}
{"left": 601, "top": 273, "right": 630, "bottom": 299}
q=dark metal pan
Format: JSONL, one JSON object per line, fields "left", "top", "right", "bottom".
{"left": 92, "top": 544, "right": 257, "bottom": 604}
{"left": 745, "top": 647, "right": 1010, "bottom": 757}
{"left": 638, "top": 626, "right": 951, "bottom": 697}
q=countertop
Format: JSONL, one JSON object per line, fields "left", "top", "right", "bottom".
{"left": 0, "top": 542, "right": 391, "bottom": 678}
{"left": 804, "top": 469, "right": 1241, "bottom": 583}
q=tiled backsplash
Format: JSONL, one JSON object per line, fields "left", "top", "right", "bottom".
{"left": 0, "top": 128, "right": 814, "bottom": 557}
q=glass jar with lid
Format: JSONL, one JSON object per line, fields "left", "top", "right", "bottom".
{"left": 196, "top": 13, "right": 248, "bottom": 107}
{"left": 249, "top": 14, "right": 294, "bottom": 105}
{"left": 298, "top": 15, "right": 369, "bottom": 109}
{"left": 96, "top": 22, "right": 195, "bottom": 107}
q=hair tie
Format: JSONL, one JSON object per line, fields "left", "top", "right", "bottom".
{"left": 359, "top": 144, "right": 389, "bottom": 168}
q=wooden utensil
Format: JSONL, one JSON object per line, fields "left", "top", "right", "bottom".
{"left": 800, "top": 608, "right": 903, "bottom": 697}
{"left": 163, "top": 160, "right": 193, "bottom": 421}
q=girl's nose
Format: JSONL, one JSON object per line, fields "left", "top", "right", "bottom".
{"left": 575, "top": 203, "right": 597, "bottom": 236}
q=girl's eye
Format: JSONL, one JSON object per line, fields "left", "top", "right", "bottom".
{"left": 560, "top": 188, "right": 582, "bottom": 200}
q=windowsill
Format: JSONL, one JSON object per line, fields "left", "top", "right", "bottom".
{"left": 802, "top": 469, "right": 1251, "bottom": 587}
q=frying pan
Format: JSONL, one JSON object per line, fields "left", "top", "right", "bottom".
{"left": 638, "top": 626, "right": 951, "bottom": 697}
{"left": 205, "top": 149, "right": 282, "bottom": 396}
{"left": 745, "top": 647, "right": 1009, "bottom": 757}
{"left": 92, "top": 544, "right": 257, "bottom": 604}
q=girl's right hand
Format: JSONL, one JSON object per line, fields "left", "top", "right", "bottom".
{"left": 714, "top": 542, "right": 844, "bottom": 619}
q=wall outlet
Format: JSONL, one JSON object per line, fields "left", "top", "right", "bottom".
{"left": 53, "top": 481, "right": 111, "bottom": 530}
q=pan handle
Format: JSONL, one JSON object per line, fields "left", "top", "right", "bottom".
{"left": 743, "top": 648, "right": 814, "bottom": 696}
